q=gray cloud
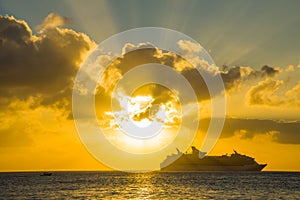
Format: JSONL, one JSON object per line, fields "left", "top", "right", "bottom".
{"left": 199, "top": 118, "right": 300, "bottom": 144}
{"left": 101, "top": 47, "right": 211, "bottom": 102}
{"left": 0, "top": 15, "right": 95, "bottom": 111}
{"left": 261, "top": 65, "right": 278, "bottom": 77}
{"left": 98, "top": 43, "right": 279, "bottom": 114}
{"left": 220, "top": 65, "right": 279, "bottom": 91}
{"left": 100, "top": 46, "right": 281, "bottom": 105}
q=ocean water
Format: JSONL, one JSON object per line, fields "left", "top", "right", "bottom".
{"left": 0, "top": 172, "right": 299, "bottom": 199}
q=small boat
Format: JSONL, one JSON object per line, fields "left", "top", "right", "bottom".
{"left": 40, "top": 172, "right": 52, "bottom": 176}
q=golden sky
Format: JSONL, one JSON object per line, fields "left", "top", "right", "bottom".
{"left": 0, "top": 12, "right": 300, "bottom": 172}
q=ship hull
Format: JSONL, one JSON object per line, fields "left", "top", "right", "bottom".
{"left": 161, "top": 163, "right": 267, "bottom": 172}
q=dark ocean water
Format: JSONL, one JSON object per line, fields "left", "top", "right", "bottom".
{"left": 0, "top": 171, "right": 299, "bottom": 199}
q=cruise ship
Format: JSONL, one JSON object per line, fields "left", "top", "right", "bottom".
{"left": 160, "top": 147, "right": 267, "bottom": 171}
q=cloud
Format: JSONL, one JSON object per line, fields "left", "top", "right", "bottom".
{"left": 247, "top": 78, "right": 283, "bottom": 106}
{"left": 2, "top": 15, "right": 300, "bottom": 149}
{"left": 247, "top": 78, "right": 300, "bottom": 107}
{"left": 220, "top": 65, "right": 279, "bottom": 91}
{"left": 96, "top": 42, "right": 284, "bottom": 113}
{"left": 0, "top": 15, "right": 95, "bottom": 114}
{"left": 0, "top": 111, "right": 33, "bottom": 147}
{"left": 286, "top": 81, "right": 300, "bottom": 98}
{"left": 285, "top": 65, "right": 295, "bottom": 72}
{"left": 199, "top": 118, "right": 300, "bottom": 144}
{"left": 0, "top": 15, "right": 32, "bottom": 45}
{"left": 96, "top": 46, "right": 213, "bottom": 105}
{"left": 100, "top": 65, "right": 122, "bottom": 93}
{"left": 261, "top": 65, "right": 278, "bottom": 77}
{"left": 122, "top": 42, "right": 156, "bottom": 55}
{"left": 0, "top": 98, "right": 68, "bottom": 147}
{"left": 177, "top": 40, "right": 220, "bottom": 74}
{"left": 37, "top": 13, "right": 70, "bottom": 31}
{"left": 177, "top": 40, "right": 202, "bottom": 54}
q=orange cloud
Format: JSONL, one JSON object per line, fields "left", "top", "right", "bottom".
{"left": 36, "top": 13, "right": 71, "bottom": 31}
{"left": 247, "top": 78, "right": 300, "bottom": 107}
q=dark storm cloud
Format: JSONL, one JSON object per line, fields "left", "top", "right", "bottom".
{"left": 220, "top": 65, "right": 279, "bottom": 90}
{"left": 199, "top": 118, "right": 300, "bottom": 144}
{"left": 0, "top": 15, "right": 94, "bottom": 109}
{"left": 261, "top": 65, "right": 278, "bottom": 77}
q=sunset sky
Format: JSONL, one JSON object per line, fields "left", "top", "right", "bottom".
{"left": 0, "top": 0, "right": 300, "bottom": 171}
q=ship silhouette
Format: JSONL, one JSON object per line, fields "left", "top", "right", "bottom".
{"left": 160, "top": 146, "right": 267, "bottom": 171}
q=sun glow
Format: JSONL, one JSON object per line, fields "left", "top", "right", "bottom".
{"left": 127, "top": 95, "right": 154, "bottom": 128}
{"left": 98, "top": 91, "right": 182, "bottom": 154}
